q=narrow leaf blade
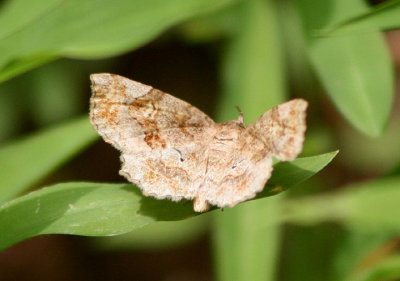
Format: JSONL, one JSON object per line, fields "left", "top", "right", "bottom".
{"left": 280, "top": 177, "right": 400, "bottom": 232}
{"left": 214, "top": 0, "right": 288, "bottom": 280}
{"left": 0, "top": 152, "right": 335, "bottom": 250}
{"left": 0, "top": 182, "right": 196, "bottom": 250}
{"left": 330, "top": 0, "right": 400, "bottom": 34}
{"left": 0, "top": 117, "right": 98, "bottom": 202}
{"left": 0, "top": 0, "right": 235, "bottom": 82}
{"left": 296, "top": 0, "right": 394, "bottom": 136}
{"left": 259, "top": 150, "right": 339, "bottom": 197}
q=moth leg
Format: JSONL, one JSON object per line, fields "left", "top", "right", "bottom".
{"left": 193, "top": 197, "right": 210, "bottom": 212}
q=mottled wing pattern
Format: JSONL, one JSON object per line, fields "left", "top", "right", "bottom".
{"left": 198, "top": 128, "right": 273, "bottom": 209}
{"left": 247, "top": 99, "right": 308, "bottom": 161}
{"left": 90, "top": 73, "right": 308, "bottom": 211}
{"left": 120, "top": 127, "right": 214, "bottom": 201}
{"left": 90, "top": 73, "right": 215, "bottom": 200}
{"left": 196, "top": 99, "right": 307, "bottom": 209}
{"left": 90, "top": 73, "right": 214, "bottom": 152}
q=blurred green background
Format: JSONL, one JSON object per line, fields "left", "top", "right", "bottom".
{"left": 0, "top": 0, "right": 400, "bottom": 280}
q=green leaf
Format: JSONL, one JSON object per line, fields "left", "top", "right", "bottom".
{"left": 214, "top": 0, "right": 288, "bottom": 280}
{"left": 0, "top": 152, "right": 336, "bottom": 250}
{"left": 387, "top": 159, "right": 400, "bottom": 176}
{"left": 213, "top": 196, "right": 281, "bottom": 281}
{"left": 0, "top": 182, "right": 196, "bottom": 251}
{"left": 217, "top": 0, "right": 286, "bottom": 124}
{"left": 0, "top": 0, "right": 62, "bottom": 40}
{"left": 280, "top": 177, "right": 400, "bottom": 232}
{"left": 25, "top": 61, "right": 84, "bottom": 125}
{"left": 280, "top": 223, "right": 343, "bottom": 281}
{"left": 272, "top": 178, "right": 400, "bottom": 281}
{"left": 260, "top": 150, "right": 339, "bottom": 197}
{"left": 0, "top": 0, "right": 235, "bottom": 83}
{"left": 178, "top": 4, "right": 237, "bottom": 44}
{"left": 93, "top": 215, "right": 209, "bottom": 251}
{"left": 329, "top": 0, "right": 400, "bottom": 34}
{"left": 333, "top": 231, "right": 396, "bottom": 281}
{"left": 342, "top": 178, "right": 400, "bottom": 232}
{"left": 0, "top": 117, "right": 98, "bottom": 203}
{"left": 350, "top": 254, "right": 400, "bottom": 281}
{"left": 212, "top": 152, "right": 337, "bottom": 281}
{"left": 295, "top": 0, "right": 393, "bottom": 136}
{"left": 0, "top": 55, "right": 57, "bottom": 84}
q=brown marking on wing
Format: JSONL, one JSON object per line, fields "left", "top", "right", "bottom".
{"left": 144, "top": 169, "right": 161, "bottom": 184}
{"left": 142, "top": 158, "right": 192, "bottom": 194}
{"left": 175, "top": 111, "right": 191, "bottom": 124}
{"left": 130, "top": 95, "right": 162, "bottom": 114}
{"left": 144, "top": 129, "right": 166, "bottom": 149}
{"left": 165, "top": 165, "right": 190, "bottom": 181}
{"left": 90, "top": 74, "right": 219, "bottom": 208}
{"left": 237, "top": 177, "right": 251, "bottom": 193}
{"left": 247, "top": 98, "right": 307, "bottom": 161}
{"left": 95, "top": 102, "right": 121, "bottom": 126}
{"left": 143, "top": 159, "right": 163, "bottom": 184}
{"left": 251, "top": 150, "right": 268, "bottom": 162}
{"left": 113, "top": 79, "right": 127, "bottom": 92}
{"left": 90, "top": 74, "right": 133, "bottom": 145}
{"left": 178, "top": 127, "right": 195, "bottom": 140}
{"left": 136, "top": 117, "right": 158, "bottom": 130}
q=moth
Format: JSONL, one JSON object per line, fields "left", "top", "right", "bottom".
{"left": 90, "top": 73, "right": 307, "bottom": 212}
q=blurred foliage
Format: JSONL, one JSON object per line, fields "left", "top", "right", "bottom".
{"left": 92, "top": 214, "right": 210, "bottom": 251}
{"left": 0, "top": 117, "right": 98, "bottom": 203}
{"left": 296, "top": 0, "right": 393, "bottom": 137}
{"left": 214, "top": 1, "right": 285, "bottom": 280}
{"left": 329, "top": 0, "right": 400, "bottom": 35}
{"left": 0, "top": 0, "right": 400, "bottom": 280}
{"left": 0, "top": 152, "right": 335, "bottom": 250}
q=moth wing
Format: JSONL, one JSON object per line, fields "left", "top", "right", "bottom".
{"left": 120, "top": 127, "right": 212, "bottom": 201}
{"left": 90, "top": 73, "right": 215, "bottom": 153}
{"left": 197, "top": 131, "right": 273, "bottom": 210}
{"left": 198, "top": 99, "right": 307, "bottom": 210}
{"left": 247, "top": 98, "right": 307, "bottom": 161}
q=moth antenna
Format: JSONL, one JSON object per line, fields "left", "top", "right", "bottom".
{"left": 235, "top": 105, "right": 244, "bottom": 124}
{"left": 90, "top": 73, "right": 307, "bottom": 213}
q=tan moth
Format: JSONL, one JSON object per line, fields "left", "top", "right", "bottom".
{"left": 90, "top": 73, "right": 307, "bottom": 212}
